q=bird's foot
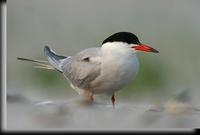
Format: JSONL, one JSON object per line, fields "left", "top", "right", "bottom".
{"left": 90, "top": 95, "right": 94, "bottom": 102}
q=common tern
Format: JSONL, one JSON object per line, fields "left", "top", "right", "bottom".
{"left": 17, "top": 32, "right": 159, "bottom": 108}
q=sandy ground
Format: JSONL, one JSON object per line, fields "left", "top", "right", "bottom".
{"left": 6, "top": 92, "right": 200, "bottom": 130}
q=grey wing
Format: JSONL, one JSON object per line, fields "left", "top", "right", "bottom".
{"left": 61, "top": 48, "right": 101, "bottom": 90}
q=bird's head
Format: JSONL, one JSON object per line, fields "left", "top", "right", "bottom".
{"left": 102, "top": 32, "right": 159, "bottom": 53}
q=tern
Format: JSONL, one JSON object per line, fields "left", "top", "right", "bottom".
{"left": 17, "top": 32, "right": 159, "bottom": 108}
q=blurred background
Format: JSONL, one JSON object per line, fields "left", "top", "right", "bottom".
{"left": 7, "top": 0, "right": 200, "bottom": 129}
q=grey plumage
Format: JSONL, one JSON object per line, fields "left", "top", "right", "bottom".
{"left": 45, "top": 46, "right": 102, "bottom": 91}
{"left": 17, "top": 46, "right": 102, "bottom": 93}
{"left": 44, "top": 46, "right": 67, "bottom": 72}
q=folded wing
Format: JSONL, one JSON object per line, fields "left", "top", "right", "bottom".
{"left": 62, "top": 48, "right": 101, "bottom": 90}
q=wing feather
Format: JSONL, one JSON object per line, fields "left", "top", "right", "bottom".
{"left": 62, "top": 48, "right": 101, "bottom": 90}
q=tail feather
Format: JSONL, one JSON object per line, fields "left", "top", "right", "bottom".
{"left": 34, "top": 65, "right": 54, "bottom": 70}
{"left": 17, "top": 46, "right": 67, "bottom": 72}
{"left": 17, "top": 57, "right": 49, "bottom": 64}
{"left": 17, "top": 57, "right": 54, "bottom": 70}
{"left": 44, "top": 46, "right": 67, "bottom": 72}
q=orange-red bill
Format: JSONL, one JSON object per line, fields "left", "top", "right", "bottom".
{"left": 131, "top": 44, "right": 159, "bottom": 53}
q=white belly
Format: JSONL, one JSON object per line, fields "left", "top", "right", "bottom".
{"left": 91, "top": 43, "right": 139, "bottom": 94}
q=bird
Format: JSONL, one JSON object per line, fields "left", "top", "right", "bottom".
{"left": 17, "top": 32, "right": 159, "bottom": 108}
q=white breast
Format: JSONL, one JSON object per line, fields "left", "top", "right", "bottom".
{"left": 91, "top": 42, "right": 139, "bottom": 94}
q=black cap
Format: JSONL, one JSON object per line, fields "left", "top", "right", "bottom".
{"left": 102, "top": 32, "right": 141, "bottom": 45}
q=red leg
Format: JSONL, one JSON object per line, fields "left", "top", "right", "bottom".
{"left": 111, "top": 94, "right": 115, "bottom": 109}
{"left": 90, "top": 95, "right": 94, "bottom": 102}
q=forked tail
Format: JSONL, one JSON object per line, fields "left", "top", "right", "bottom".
{"left": 17, "top": 46, "right": 67, "bottom": 72}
